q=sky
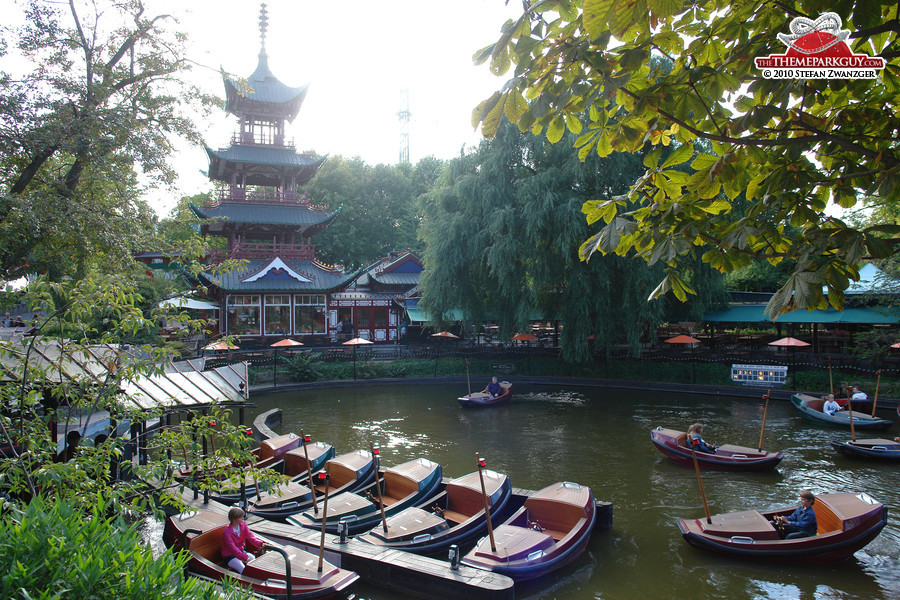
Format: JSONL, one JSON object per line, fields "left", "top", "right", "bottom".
{"left": 146, "top": 0, "right": 525, "bottom": 215}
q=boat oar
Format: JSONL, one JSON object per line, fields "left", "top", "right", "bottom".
{"left": 476, "top": 452, "right": 497, "bottom": 552}
{"left": 466, "top": 360, "right": 471, "bottom": 396}
{"left": 848, "top": 399, "right": 857, "bottom": 442}
{"left": 689, "top": 443, "right": 712, "bottom": 524}
{"left": 316, "top": 467, "right": 331, "bottom": 573}
{"left": 301, "top": 430, "right": 318, "bottom": 516}
{"left": 871, "top": 370, "right": 881, "bottom": 417}
{"left": 758, "top": 391, "right": 770, "bottom": 452}
{"left": 370, "top": 443, "right": 388, "bottom": 535}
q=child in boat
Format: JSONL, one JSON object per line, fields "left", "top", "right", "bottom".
{"left": 222, "top": 507, "right": 265, "bottom": 573}
{"left": 686, "top": 423, "right": 717, "bottom": 453}
{"left": 772, "top": 489, "right": 818, "bottom": 539}
{"left": 823, "top": 394, "right": 842, "bottom": 416}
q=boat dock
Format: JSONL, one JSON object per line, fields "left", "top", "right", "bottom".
{"left": 175, "top": 488, "right": 612, "bottom": 600}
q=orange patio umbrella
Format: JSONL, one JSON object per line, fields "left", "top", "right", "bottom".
{"left": 665, "top": 334, "right": 701, "bottom": 345}
{"left": 202, "top": 339, "right": 238, "bottom": 351}
{"left": 270, "top": 338, "right": 304, "bottom": 347}
{"left": 343, "top": 337, "right": 374, "bottom": 380}
{"left": 430, "top": 331, "right": 459, "bottom": 339}
{"left": 768, "top": 337, "right": 810, "bottom": 388}
{"left": 511, "top": 333, "right": 538, "bottom": 342}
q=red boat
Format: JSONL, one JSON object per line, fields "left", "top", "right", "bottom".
{"left": 182, "top": 523, "right": 358, "bottom": 599}
{"left": 461, "top": 481, "right": 595, "bottom": 580}
{"left": 650, "top": 427, "right": 783, "bottom": 471}
{"left": 458, "top": 381, "right": 512, "bottom": 408}
{"left": 678, "top": 492, "right": 887, "bottom": 563}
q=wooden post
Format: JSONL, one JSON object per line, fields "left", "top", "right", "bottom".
{"left": 301, "top": 430, "right": 318, "bottom": 516}
{"left": 476, "top": 452, "right": 497, "bottom": 552}
{"left": 758, "top": 391, "right": 770, "bottom": 452}
{"left": 317, "top": 467, "right": 331, "bottom": 573}
{"left": 370, "top": 443, "right": 388, "bottom": 534}
{"left": 871, "top": 370, "right": 882, "bottom": 417}
{"left": 690, "top": 443, "right": 712, "bottom": 524}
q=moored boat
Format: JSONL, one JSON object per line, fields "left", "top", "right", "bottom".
{"left": 830, "top": 438, "right": 900, "bottom": 461}
{"left": 182, "top": 523, "right": 359, "bottom": 599}
{"left": 289, "top": 457, "right": 442, "bottom": 534}
{"left": 458, "top": 381, "right": 512, "bottom": 408}
{"left": 677, "top": 492, "right": 887, "bottom": 563}
{"left": 650, "top": 427, "right": 783, "bottom": 471}
{"left": 248, "top": 448, "right": 376, "bottom": 521}
{"left": 461, "top": 481, "right": 596, "bottom": 581}
{"left": 174, "top": 432, "right": 299, "bottom": 482}
{"left": 790, "top": 394, "right": 893, "bottom": 430}
{"left": 356, "top": 468, "right": 512, "bottom": 554}
{"left": 283, "top": 441, "right": 335, "bottom": 477}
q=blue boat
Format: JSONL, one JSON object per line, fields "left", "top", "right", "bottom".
{"left": 289, "top": 457, "right": 443, "bottom": 534}
{"left": 790, "top": 394, "right": 893, "bottom": 430}
{"left": 356, "top": 468, "right": 512, "bottom": 554}
{"left": 458, "top": 381, "right": 512, "bottom": 408}
{"left": 830, "top": 438, "right": 900, "bottom": 461}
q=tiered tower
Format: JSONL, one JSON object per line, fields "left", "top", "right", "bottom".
{"left": 193, "top": 4, "right": 355, "bottom": 341}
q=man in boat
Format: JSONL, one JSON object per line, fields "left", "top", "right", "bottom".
{"left": 222, "top": 507, "right": 265, "bottom": 574}
{"left": 851, "top": 386, "right": 868, "bottom": 402}
{"left": 686, "top": 423, "right": 717, "bottom": 453}
{"left": 772, "top": 490, "right": 818, "bottom": 539}
{"left": 823, "top": 394, "right": 843, "bottom": 416}
{"left": 484, "top": 376, "right": 503, "bottom": 397}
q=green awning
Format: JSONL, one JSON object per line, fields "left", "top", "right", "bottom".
{"left": 703, "top": 305, "right": 900, "bottom": 324}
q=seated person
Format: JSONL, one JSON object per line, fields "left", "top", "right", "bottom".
{"left": 221, "top": 507, "right": 265, "bottom": 574}
{"left": 851, "top": 386, "right": 868, "bottom": 401}
{"left": 771, "top": 490, "right": 818, "bottom": 539}
{"left": 686, "top": 423, "right": 716, "bottom": 453}
{"left": 822, "top": 394, "right": 842, "bottom": 416}
{"left": 484, "top": 376, "right": 503, "bottom": 397}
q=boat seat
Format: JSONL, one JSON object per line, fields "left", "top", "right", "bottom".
{"left": 813, "top": 501, "right": 842, "bottom": 535}
{"left": 441, "top": 509, "right": 469, "bottom": 525}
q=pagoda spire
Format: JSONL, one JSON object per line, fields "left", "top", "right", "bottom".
{"left": 258, "top": 3, "right": 269, "bottom": 58}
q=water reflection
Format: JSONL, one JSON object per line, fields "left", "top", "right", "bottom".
{"left": 248, "top": 383, "right": 900, "bottom": 600}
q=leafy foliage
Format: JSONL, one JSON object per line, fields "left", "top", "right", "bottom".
{"left": 280, "top": 350, "right": 322, "bottom": 382}
{"left": 418, "top": 119, "right": 726, "bottom": 362}
{"left": 0, "top": 495, "right": 245, "bottom": 600}
{"left": 473, "top": 0, "right": 900, "bottom": 318}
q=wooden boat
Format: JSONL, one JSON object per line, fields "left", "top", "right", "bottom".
{"left": 356, "top": 468, "right": 512, "bottom": 554}
{"left": 175, "top": 432, "right": 299, "bottom": 482}
{"left": 458, "top": 381, "right": 513, "bottom": 408}
{"left": 248, "top": 449, "right": 376, "bottom": 521}
{"left": 650, "top": 427, "right": 783, "bottom": 471}
{"left": 830, "top": 438, "right": 900, "bottom": 461}
{"left": 210, "top": 440, "right": 334, "bottom": 505}
{"left": 790, "top": 394, "right": 893, "bottom": 430}
{"left": 182, "top": 523, "right": 358, "bottom": 599}
{"left": 678, "top": 492, "right": 887, "bottom": 563}
{"left": 289, "top": 457, "right": 442, "bottom": 534}
{"left": 461, "top": 481, "right": 596, "bottom": 581}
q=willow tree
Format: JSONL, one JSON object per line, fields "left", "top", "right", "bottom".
{"left": 473, "top": 0, "right": 900, "bottom": 319}
{"left": 0, "top": 0, "right": 213, "bottom": 280}
{"left": 419, "top": 119, "right": 726, "bottom": 362}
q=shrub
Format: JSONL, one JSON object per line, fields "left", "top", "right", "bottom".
{"left": 280, "top": 351, "right": 322, "bottom": 382}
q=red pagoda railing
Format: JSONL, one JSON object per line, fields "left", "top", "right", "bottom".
{"left": 207, "top": 241, "right": 317, "bottom": 263}
{"left": 206, "top": 188, "right": 314, "bottom": 206}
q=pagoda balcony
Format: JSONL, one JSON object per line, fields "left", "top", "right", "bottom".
{"left": 231, "top": 133, "right": 296, "bottom": 149}
{"left": 208, "top": 241, "right": 317, "bottom": 262}
{"left": 208, "top": 188, "right": 316, "bottom": 206}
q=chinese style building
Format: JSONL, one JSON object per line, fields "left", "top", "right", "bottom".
{"left": 191, "top": 5, "right": 420, "bottom": 344}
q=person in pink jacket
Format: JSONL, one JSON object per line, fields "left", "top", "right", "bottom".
{"left": 222, "top": 507, "right": 265, "bottom": 573}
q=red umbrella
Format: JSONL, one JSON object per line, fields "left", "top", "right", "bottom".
{"left": 511, "top": 333, "right": 538, "bottom": 341}
{"left": 891, "top": 342, "right": 900, "bottom": 349}
{"left": 768, "top": 337, "right": 811, "bottom": 347}
{"left": 202, "top": 339, "right": 237, "bottom": 351}
{"left": 270, "top": 338, "right": 304, "bottom": 347}
{"left": 430, "top": 331, "right": 459, "bottom": 339}
{"left": 665, "top": 334, "right": 700, "bottom": 344}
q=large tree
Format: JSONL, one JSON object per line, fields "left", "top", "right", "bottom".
{"left": 419, "top": 119, "right": 726, "bottom": 362}
{"left": 472, "top": 0, "right": 900, "bottom": 318}
{"left": 0, "top": 0, "right": 212, "bottom": 279}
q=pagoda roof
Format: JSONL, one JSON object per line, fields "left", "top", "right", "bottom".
{"left": 200, "top": 257, "right": 356, "bottom": 293}
{"left": 190, "top": 202, "right": 338, "bottom": 228}
{"left": 223, "top": 53, "right": 309, "bottom": 121}
{"left": 205, "top": 145, "right": 326, "bottom": 186}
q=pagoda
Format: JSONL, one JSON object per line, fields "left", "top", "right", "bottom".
{"left": 193, "top": 4, "right": 356, "bottom": 342}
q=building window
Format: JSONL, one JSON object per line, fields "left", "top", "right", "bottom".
{"left": 294, "top": 295, "right": 326, "bottom": 334}
{"left": 374, "top": 307, "right": 388, "bottom": 328}
{"left": 265, "top": 294, "right": 291, "bottom": 335}
{"left": 227, "top": 295, "right": 260, "bottom": 336}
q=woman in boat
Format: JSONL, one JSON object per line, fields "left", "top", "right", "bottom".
{"left": 823, "top": 394, "right": 842, "bottom": 416}
{"left": 686, "top": 423, "right": 717, "bottom": 453}
{"left": 222, "top": 507, "right": 265, "bottom": 574}
{"left": 484, "top": 376, "right": 503, "bottom": 397}
{"left": 772, "top": 489, "right": 818, "bottom": 539}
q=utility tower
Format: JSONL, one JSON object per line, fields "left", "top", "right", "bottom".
{"left": 398, "top": 89, "right": 410, "bottom": 163}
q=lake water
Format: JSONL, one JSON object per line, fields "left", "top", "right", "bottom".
{"left": 247, "top": 383, "right": 900, "bottom": 600}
